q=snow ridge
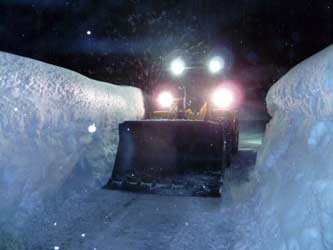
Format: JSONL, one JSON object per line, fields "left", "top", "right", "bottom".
{"left": 246, "top": 45, "right": 333, "bottom": 250}
{"left": 266, "top": 45, "right": 333, "bottom": 119}
{"left": 0, "top": 52, "right": 144, "bottom": 248}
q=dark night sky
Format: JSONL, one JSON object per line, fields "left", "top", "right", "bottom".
{"left": 0, "top": 0, "right": 332, "bottom": 99}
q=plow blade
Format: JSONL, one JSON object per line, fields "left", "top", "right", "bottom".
{"left": 105, "top": 120, "right": 227, "bottom": 197}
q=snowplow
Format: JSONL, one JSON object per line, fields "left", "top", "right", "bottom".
{"left": 106, "top": 56, "right": 240, "bottom": 197}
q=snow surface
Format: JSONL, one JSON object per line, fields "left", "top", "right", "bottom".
{"left": 0, "top": 52, "right": 144, "bottom": 248}
{"left": 245, "top": 45, "right": 333, "bottom": 250}
{"left": 267, "top": 45, "right": 333, "bottom": 119}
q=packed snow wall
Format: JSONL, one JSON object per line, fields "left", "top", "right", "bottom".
{"left": 250, "top": 45, "right": 333, "bottom": 250}
{"left": 0, "top": 52, "right": 144, "bottom": 231}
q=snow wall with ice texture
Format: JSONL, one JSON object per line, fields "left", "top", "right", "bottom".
{"left": 248, "top": 45, "right": 333, "bottom": 250}
{"left": 0, "top": 52, "right": 144, "bottom": 233}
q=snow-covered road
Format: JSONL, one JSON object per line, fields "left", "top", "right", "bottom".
{"left": 32, "top": 120, "right": 266, "bottom": 250}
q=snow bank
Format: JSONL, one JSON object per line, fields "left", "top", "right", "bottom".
{"left": 0, "top": 52, "right": 144, "bottom": 241}
{"left": 267, "top": 45, "right": 333, "bottom": 119}
{"left": 248, "top": 45, "right": 333, "bottom": 250}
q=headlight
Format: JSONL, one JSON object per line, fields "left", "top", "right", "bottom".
{"left": 208, "top": 56, "right": 224, "bottom": 74}
{"left": 157, "top": 91, "right": 174, "bottom": 108}
{"left": 211, "top": 88, "right": 234, "bottom": 109}
{"left": 170, "top": 58, "right": 186, "bottom": 76}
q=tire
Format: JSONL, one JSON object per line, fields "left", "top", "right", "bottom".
{"left": 231, "top": 118, "right": 239, "bottom": 154}
{"left": 223, "top": 132, "right": 232, "bottom": 168}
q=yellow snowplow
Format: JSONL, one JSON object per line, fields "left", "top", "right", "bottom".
{"left": 106, "top": 56, "right": 240, "bottom": 197}
{"left": 106, "top": 84, "right": 239, "bottom": 197}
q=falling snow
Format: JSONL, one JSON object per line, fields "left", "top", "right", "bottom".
{"left": 88, "top": 123, "right": 97, "bottom": 133}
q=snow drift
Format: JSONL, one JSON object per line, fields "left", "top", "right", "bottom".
{"left": 0, "top": 52, "right": 144, "bottom": 239}
{"left": 249, "top": 45, "right": 333, "bottom": 250}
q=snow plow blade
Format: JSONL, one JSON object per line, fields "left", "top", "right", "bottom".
{"left": 105, "top": 120, "right": 227, "bottom": 197}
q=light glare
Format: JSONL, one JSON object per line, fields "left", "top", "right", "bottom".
{"left": 170, "top": 58, "right": 185, "bottom": 76}
{"left": 212, "top": 88, "right": 234, "bottom": 109}
{"left": 208, "top": 56, "right": 224, "bottom": 74}
{"left": 158, "top": 92, "right": 174, "bottom": 108}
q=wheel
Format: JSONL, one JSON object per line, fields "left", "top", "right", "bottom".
{"left": 231, "top": 118, "right": 239, "bottom": 154}
{"left": 231, "top": 130, "right": 239, "bottom": 154}
{"left": 223, "top": 133, "right": 232, "bottom": 168}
